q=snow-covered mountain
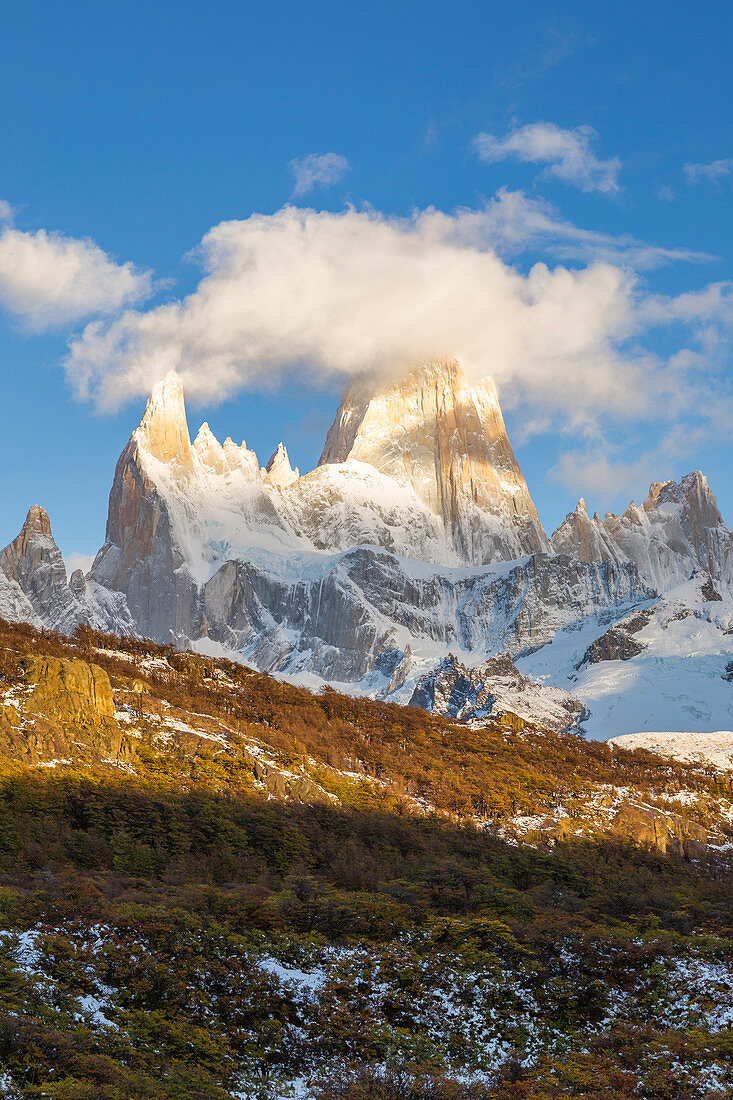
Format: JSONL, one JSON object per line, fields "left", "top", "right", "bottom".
{"left": 0, "top": 505, "right": 132, "bottom": 634}
{"left": 82, "top": 361, "right": 647, "bottom": 717}
{"left": 551, "top": 472, "right": 733, "bottom": 593}
{"left": 2, "top": 357, "right": 733, "bottom": 741}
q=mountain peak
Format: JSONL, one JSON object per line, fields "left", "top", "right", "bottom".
{"left": 318, "top": 358, "right": 548, "bottom": 563}
{"left": 135, "top": 370, "right": 192, "bottom": 468}
{"left": 22, "top": 505, "right": 52, "bottom": 537}
{"left": 264, "top": 442, "right": 299, "bottom": 488}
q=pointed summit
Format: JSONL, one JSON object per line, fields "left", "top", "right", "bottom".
{"left": 264, "top": 443, "right": 299, "bottom": 488}
{"left": 0, "top": 505, "right": 78, "bottom": 629}
{"left": 21, "top": 504, "right": 53, "bottom": 538}
{"left": 319, "top": 358, "right": 548, "bottom": 563}
{"left": 135, "top": 370, "right": 192, "bottom": 468}
{"left": 192, "top": 422, "right": 227, "bottom": 474}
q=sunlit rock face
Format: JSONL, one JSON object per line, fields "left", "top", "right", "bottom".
{"left": 551, "top": 471, "right": 733, "bottom": 593}
{"left": 320, "top": 359, "right": 549, "bottom": 564}
{"left": 91, "top": 361, "right": 558, "bottom": 645}
{"left": 263, "top": 443, "right": 299, "bottom": 488}
{"left": 91, "top": 371, "right": 288, "bottom": 640}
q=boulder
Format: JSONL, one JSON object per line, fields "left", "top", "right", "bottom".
{"left": 24, "top": 656, "right": 115, "bottom": 725}
{"left": 612, "top": 802, "right": 707, "bottom": 858}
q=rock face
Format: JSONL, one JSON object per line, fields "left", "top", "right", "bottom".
{"left": 0, "top": 506, "right": 79, "bottom": 631}
{"left": 320, "top": 360, "right": 549, "bottom": 564}
{"left": 577, "top": 608, "right": 653, "bottom": 668}
{"left": 409, "top": 653, "right": 586, "bottom": 731}
{"left": 612, "top": 802, "right": 707, "bottom": 858}
{"left": 551, "top": 472, "right": 733, "bottom": 593}
{"left": 263, "top": 443, "right": 299, "bottom": 488}
{"left": 0, "top": 507, "right": 133, "bottom": 635}
{"left": 197, "top": 547, "right": 649, "bottom": 686}
{"left": 25, "top": 655, "right": 115, "bottom": 724}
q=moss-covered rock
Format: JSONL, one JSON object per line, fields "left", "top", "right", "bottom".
{"left": 24, "top": 656, "right": 115, "bottom": 724}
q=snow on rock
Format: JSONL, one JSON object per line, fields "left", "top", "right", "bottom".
{"left": 609, "top": 730, "right": 733, "bottom": 771}
{"left": 520, "top": 574, "right": 733, "bottom": 742}
{"left": 263, "top": 442, "right": 299, "bottom": 488}
{"left": 551, "top": 471, "right": 733, "bottom": 594}
{"left": 0, "top": 506, "right": 134, "bottom": 635}
{"left": 409, "top": 653, "right": 587, "bottom": 731}
{"left": 320, "top": 359, "right": 549, "bottom": 563}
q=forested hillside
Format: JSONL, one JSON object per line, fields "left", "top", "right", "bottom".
{"left": 0, "top": 618, "right": 731, "bottom": 1099}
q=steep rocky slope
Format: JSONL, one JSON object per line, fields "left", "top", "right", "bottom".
{"left": 0, "top": 506, "right": 133, "bottom": 635}
{"left": 410, "top": 653, "right": 587, "bottom": 731}
{"left": 319, "top": 360, "right": 549, "bottom": 562}
{"left": 551, "top": 471, "right": 733, "bottom": 592}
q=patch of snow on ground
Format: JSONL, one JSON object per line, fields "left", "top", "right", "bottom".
{"left": 610, "top": 730, "right": 733, "bottom": 770}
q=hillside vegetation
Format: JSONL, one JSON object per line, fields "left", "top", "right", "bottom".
{"left": 0, "top": 618, "right": 731, "bottom": 1099}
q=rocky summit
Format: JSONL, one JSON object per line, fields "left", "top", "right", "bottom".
{"left": 3, "top": 357, "right": 733, "bottom": 737}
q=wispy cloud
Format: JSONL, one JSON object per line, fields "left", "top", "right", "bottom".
{"left": 684, "top": 158, "right": 733, "bottom": 184}
{"left": 0, "top": 226, "right": 154, "bottom": 331}
{"left": 549, "top": 423, "right": 712, "bottom": 512}
{"left": 473, "top": 122, "right": 621, "bottom": 195}
{"left": 64, "top": 551, "right": 95, "bottom": 576}
{"left": 0, "top": 199, "right": 13, "bottom": 224}
{"left": 288, "top": 152, "right": 349, "bottom": 196}
{"left": 425, "top": 189, "right": 712, "bottom": 270}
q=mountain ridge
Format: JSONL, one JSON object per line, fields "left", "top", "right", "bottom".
{"left": 2, "top": 358, "right": 733, "bottom": 739}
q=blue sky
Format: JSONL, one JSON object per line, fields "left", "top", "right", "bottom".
{"left": 1, "top": 0, "right": 732, "bottom": 565}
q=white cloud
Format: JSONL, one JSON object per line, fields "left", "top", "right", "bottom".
{"left": 0, "top": 200, "right": 13, "bottom": 224}
{"left": 684, "top": 159, "right": 733, "bottom": 184}
{"left": 550, "top": 450, "right": 658, "bottom": 503}
{"left": 549, "top": 425, "right": 711, "bottom": 509}
{"left": 0, "top": 227, "right": 154, "bottom": 331}
{"left": 63, "top": 203, "right": 733, "bottom": 444}
{"left": 441, "top": 188, "right": 710, "bottom": 269}
{"left": 64, "top": 551, "right": 95, "bottom": 576}
{"left": 288, "top": 152, "right": 349, "bottom": 196}
{"left": 473, "top": 122, "right": 621, "bottom": 194}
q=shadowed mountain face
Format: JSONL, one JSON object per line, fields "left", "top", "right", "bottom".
{"left": 0, "top": 505, "right": 133, "bottom": 635}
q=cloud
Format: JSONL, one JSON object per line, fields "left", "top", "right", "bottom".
{"left": 441, "top": 188, "right": 711, "bottom": 269}
{"left": 684, "top": 159, "right": 733, "bottom": 184}
{"left": 0, "top": 200, "right": 13, "bottom": 224}
{"left": 64, "top": 551, "right": 95, "bottom": 576}
{"left": 549, "top": 425, "right": 711, "bottom": 508}
{"left": 473, "top": 122, "right": 621, "bottom": 194}
{"left": 550, "top": 450, "right": 658, "bottom": 503}
{"left": 63, "top": 203, "right": 733, "bottom": 447}
{"left": 0, "top": 227, "right": 154, "bottom": 331}
{"left": 288, "top": 152, "right": 350, "bottom": 196}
